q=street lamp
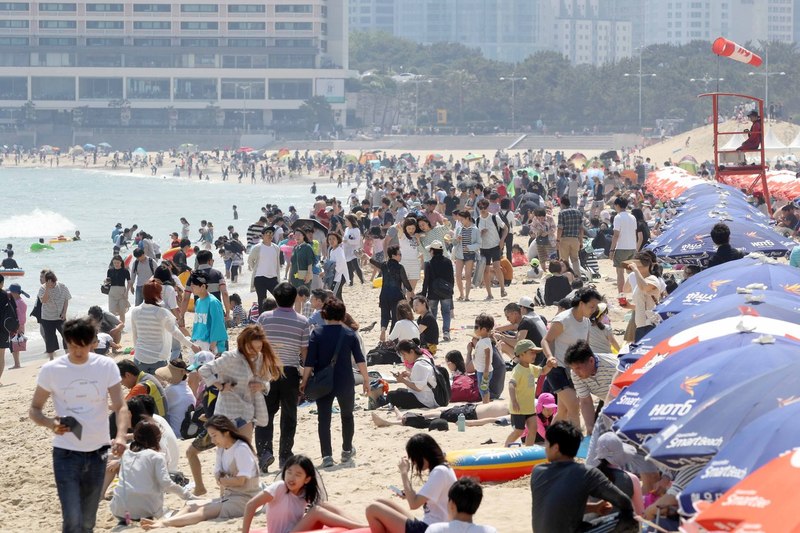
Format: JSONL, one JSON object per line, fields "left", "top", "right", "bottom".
{"left": 748, "top": 49, "right": 785, "bottom": 122}
{"left": 234, "top": 82, "right": 252, "bottom": 131}
{"left": 689, "top": 74, "right": 724, "bottom": 92}
{"left": 623, "top": 48, "right": 656, "bottom": 132}
{"left": 499, "top": 74, "right": 527, "bottom": 131}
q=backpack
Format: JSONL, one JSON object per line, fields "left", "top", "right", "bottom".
{"left": 366, "top": 343, "right": 401, "bottom": 366}
{"left": 450, "top": 373, "right": 481, "bottom": 403}
{"left": 180, "top": 384, "right": 218, "bottom": 439}
{"left": 1, "top": 291, "right": 19, "bottom": 335}
{"left": 133, "top": 257, "right": 157, "bottom": 276}
{"left": 421, "top": 357, "right": 451, "bottom": 407}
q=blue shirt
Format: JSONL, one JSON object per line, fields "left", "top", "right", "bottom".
{"left": 192, "top": 294, "right": 228, "bottom": 344}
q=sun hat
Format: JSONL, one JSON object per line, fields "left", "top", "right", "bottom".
{"left": 426, "top": 240, "right": 444, "bottom": 251}
{"left": 595, "top": 432, "right": 638, "bottom": 467}
{"left": 156, "top": 358, "right": 189, "bottom": 384}
{"left": 518, "top": 296, "right": 535, "bottom": 309}
{"left": 537, "top": 392, "right": 557, "bottom": 411}
{"left": 514, "top": 339, "right": 543, "bottom": 355}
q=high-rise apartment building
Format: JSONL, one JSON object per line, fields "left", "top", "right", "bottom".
{"left": 348, "top": 0, "right": 393, "bottom": 33}
{"left": 0, "top": 1, "right": 350, "bottom": 131}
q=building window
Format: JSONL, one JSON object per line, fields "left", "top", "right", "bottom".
{"left": 275, "top": 4, "right": 312, "bottom": 13}
{"left": 0, "top": 19, "right": 28, "bottom": 27}
{"left": 86, "top": 20, "right": 124, "bottom": 29}
{"left": 275, "top": 38, "right": 314, "bottom": 47}
{"left": 79, "top": 77, "right": 123, "bottom": 99}
{"left": 133, "top": 38, "right": 170, "bottom": 46}
{"left": 133, "top": 3, "right": 170, "bottom": 12}
{"left": 0, "top": 36, "right": 27, "bottom": 45}
{"left": 180, "top": 38, "right": 218, "bottom": 46}
{"left": 269, "top": 54, "right": 314, "bottom": 68}
{"left": 39, "top": 2, "right": 76, "bottom": 11}
{"left": 32, "top": 76, "right": 75, "bottom": 99}
{"left": 0, "top": 3, "right": 28, "bottom": 10}
{"left": 180, "top": 21, "right": 218, "bottom": 30}
{"left": 174, "top": 78, "right": 218, "bottom": 100}
{"left": 39, "top": 20, "right": 76, "bottom": 28}
{"left": 127, "top": 78, "right": 169, "bottom": 99}
{"left": 39, "top": 36, "right": 75, "bottom": 45}
{"left": 221, "top": 79, "right": 265, "bottom": 99}
{"left": 32, "top": 51, "right": 74, "bottom": 66}
{"left": 134, "top": 21, "right": 170, "bottom": 29}
{"left": 86, "top": 3, "right": 123, "bottom": 11}
{"left": 228, "top": 22, "right": 266, "bottom": 30}
{"left": 86, "top": 37, "right": 123, "bottom": 46}
{"left": 0, "top": 76, "right": 27, "bottom": 99}
{"left": 180, "top": 3, "right": 218, "bottom": 12}
{"left": 227, "top": 38, "right": 266, "bottom": 47}
{"left": 228, "top": 3, "right": 264, "bottom": 12}
{"left": 268, "top": 79, "right": 312, "bottom": 100}
{"left": 275, "top": 22, "right": 312, "bottom": 31}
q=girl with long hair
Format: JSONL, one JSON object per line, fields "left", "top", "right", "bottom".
{"left": 365, "top": 434, "right": 457, "bottom": 532}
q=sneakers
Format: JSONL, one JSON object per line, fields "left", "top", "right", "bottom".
{"left": 442, "top": 333, "right": 451, "bottom": 342}
{"left": 341, "top": 447, "right": 356, "bottom": 463}
{"left": 259, "top": 451, "right": 275, "bottom": 474}
{"left": 321, "top": 456, "right": 335, "bottom": 468}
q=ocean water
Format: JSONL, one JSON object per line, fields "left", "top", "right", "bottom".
{"left": 0, "top": 167, "right": 337, "bottom": 358}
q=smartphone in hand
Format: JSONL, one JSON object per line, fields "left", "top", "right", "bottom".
{"left": 389, "top": 485, "right": 405, "bottom": 498}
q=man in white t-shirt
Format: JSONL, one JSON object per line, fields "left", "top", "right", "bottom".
{"left": 427, "top": 478, "right": 498, "bottom": 533}
{"left": 29, "top": 317, "right": 129, "bottom": 533}
{"left": 247, "top": 226, "right": 282, "bottom": 313}
{"left": 609, "top": 197, "right": 638, "bottom": 293}
{"left": 476, "top": 199, "right": 508, "bottom": 299}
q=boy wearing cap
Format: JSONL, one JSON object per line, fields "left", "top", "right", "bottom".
{"left": 505, "top": 339, "right": 553, "bottom": 446}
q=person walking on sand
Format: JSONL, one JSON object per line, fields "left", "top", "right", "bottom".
{"left": 38, "top": 270, "right": 71, "bottom": 360}
{"left": 7, "top": 282, "right": 28, "bottom": 371}
{"left": 29, "top": 317, "right": 130, "bottom": 533}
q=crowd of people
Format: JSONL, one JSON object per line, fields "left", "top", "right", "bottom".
{"left": 14, "top": 146, "right": 800, "bottom": 533}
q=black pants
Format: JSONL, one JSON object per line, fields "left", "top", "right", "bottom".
{"left": 254, "top": 276, "right": 278, "bottom": 314}
{"left": 380, "top": 300, "right": 400, "bottom": 329}
{"left": 230, "top": 264, "right": 240, "bottom": 283}
{"left": 387, "top": 389, "right": 428, "bottom": 409}
{"left": 41, "top": 319, "right": 65, "bottom": 353}
{"left": 504, "top": 233, "right": 514, "bottom": 261}
{"left": 315, "top": 385, "right": 355, "bottom": 458}
{"left": 347, "top": 258, "right": 364, "bottom": 285}
{"left": 332, "top": 278, "right": 344, "bottom": 301}
{"left": 255, "top": 367, "right": 300, "bottom": 462}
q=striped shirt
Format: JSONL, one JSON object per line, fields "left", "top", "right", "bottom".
{"left": 37, "top": 282, "right": 72, "bottom": 321}
{"left": 130, "top": 303, "right": 194, "bottom": 364}
{"left": 571, "top": 352, "right": 619, "bottom": 400}
{"left": 257, "top": 307, "right": 310, "bottom": 368}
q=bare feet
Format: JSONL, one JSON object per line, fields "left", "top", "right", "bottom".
{"left": 193, "top": 486, "right": 207, "bottom": 497}
{"left": 10, "top": 365, "right": 20, "bottom": 369}
{"left": 371, "top": 412, "right": 391, "bottom": 428}
{"left": 140, "top": 518, "right": 161, "bottom": 530}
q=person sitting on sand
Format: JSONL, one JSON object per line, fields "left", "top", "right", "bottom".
{"left": 142, "top": 415, "right": 261, "bottom": 530}
{"left": 241, "top": 454, "right": 366, "bottom": 533}
{"left": 371, "top": 402, "right": 511, "bottom": 430}
{"left": 366, "top": 433, "right": 457, "bottom": 533}
{"left": 426, "top": 478, "right": 497, "bottom": 533}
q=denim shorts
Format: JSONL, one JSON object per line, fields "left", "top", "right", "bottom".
{"left": 476, "top": 371, "right": 492, "bottom": 395}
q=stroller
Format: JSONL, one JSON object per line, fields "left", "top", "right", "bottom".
{"left": 579, "top": 239, "right": 601, "bottom": 282}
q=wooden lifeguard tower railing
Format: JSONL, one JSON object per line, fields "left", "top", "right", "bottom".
{"left": 700, "top": 92, "right": 773, "bottom": 215}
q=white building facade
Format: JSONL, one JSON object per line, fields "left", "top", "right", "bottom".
{"left": 0, "top": 0, "right": 350, "bottom": 131}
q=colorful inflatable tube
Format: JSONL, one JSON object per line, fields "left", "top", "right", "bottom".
{"left": 0, "top": 269, "right": 24, "bottom": 277}
{"left": 162, "top": 246, "right": 194, "bottom": 262}
{"left": 49, "top": 236, "right": 72, "bottom": 244}
{"left": 30, "top": 242, "right": 54, "bottom": 252}
{"left": 447, "top": 436, "right": 590, "bottom": 482}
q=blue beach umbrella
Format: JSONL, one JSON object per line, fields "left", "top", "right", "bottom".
{"left": 643, "top": 361, "right": 800, "bottom": 470}
{"left": 607, "top": 332, "right": 793, "bottom": 422}
{"left": 98, "top": 142, "right": 111, "bottom": 148}
{"left": 613, "top": 337, "right": 800, "bottom": 446}
{"left": 679, "top": 401, "right": 800, "bottom": 515}
{"left": 655, "top": 255, "right": 800, "bottom": 317}
{"left": 83, "top": 143, "right": 96, "bottom": 150}
{"left": 647, "top": 215, "right": 792, "bottom": 266}
{"left": 618, "top": 290, "right": 800, "bottom": 369}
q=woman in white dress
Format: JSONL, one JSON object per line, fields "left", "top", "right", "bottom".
{"left": 343, "top": 215, "right": 365, "bottom": 285}
{"left": 398, "top": 217, "right": 422, "bottom": 292}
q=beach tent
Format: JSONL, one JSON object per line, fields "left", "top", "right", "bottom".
{"left": 463, "top": 153, "right": 483, "bottom": 162}
{"left": 132, "top": 147, "right": 147, "bottom": 158}
{"left": 763, "top": 128, "right": 786, "bottom": 150}
{"left": 788, "top": 131, "right": 800, "bottom": 149}
{"left": 721, "top": 134, "right": 746, "bottom": 150}
{"left": 69, "top": 145, "right": 84, "bottom": 155}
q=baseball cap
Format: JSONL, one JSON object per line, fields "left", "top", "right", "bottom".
{"left": 517, "top": 296, "right": 534, "bottom": 309}
{"left": 8, "top": 283, "right": 28, "bottom": 297}
{"left": 187, "top": 351, "right": 215, "bottom": 371}
{"left": 595, "top": 432, "right": 638, "bottom": 467}
{"left": 426, "top": 240, "right": 444, "bottom": 251}
{"left": 514, "top": 339, "right": 543, "bottom": 355}
{"left": 537, "top": 392, "right": 557, "bottom": 410}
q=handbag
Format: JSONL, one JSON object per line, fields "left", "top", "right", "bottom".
{"left": 101, "top": 280, "right": 112, "bottom": 295}
{"left": 10, "top": 333, "right": 27, "bottom": 352}
{"left": 304, "top": 331, "right": 346, "bottom": 401}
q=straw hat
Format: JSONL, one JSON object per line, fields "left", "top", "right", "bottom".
{"left": 155, "top": 358, "right": 189, "bottom": 385}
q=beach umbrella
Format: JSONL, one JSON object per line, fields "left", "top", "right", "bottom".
{"left": 687, "top": 449, "right": 800, "bottom": 532}
{"left": 98, "top": 142, "right": 111, "bottom": 148}
{"left": 290, "top": 218, "right": 329, "bottom": 234}
{"left": 359, "top": 152, "right": 379, "bottom": 164}
{"left": 648, "top": 214, "right": 793, "bottom": 266}
{"left": 236, "top": 146, "right": 253, "bottom": 153}
{"left": 679, "top": 401, "right": 800, "bottom": 515}
{"left": 619, "top": 290, "right": 800, "bottom": 369}
{"left": 613, "top": 314, "right": 800, "bottom": 389}
{"left": 179, "top": 143, "right": 197, "bottom": 152}
{"left": 69, "top": 145, "right": 84, "bottom": 155}
{"left": 82, "top": 143, "right": 96, "bottom": 150}
{"left": 655, "top": 255, "right": 800, "bottom": 317}
{"left": 643, "top": 362, "right": 800, "bottom": 470}
{"left": 608, "top": 328, "right": 800, "bottom": 422}
{"left": 613, "top": 336, "right": 800, "bottom": 447}
{"left": 133, "top": 147, "right": 146, "bottom": 154}
{"left": 277, "top": 148, "right": 290, "bottom": 157}
{"left": 463, "top": 153, "right": 483, "bottom": 162}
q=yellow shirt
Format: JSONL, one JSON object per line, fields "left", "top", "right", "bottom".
{"left": 509, "top": 363, "right": 541, "bottom": 415}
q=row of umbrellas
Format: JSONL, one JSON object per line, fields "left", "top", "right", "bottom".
{"left": 647, "top": 165, "right": 800, "bottom": 203}
{"left": 604, "top": 241, "right": 800, "bottom": 528}
{"left": 646, "top": 181, "right": 795, "bottom": 266}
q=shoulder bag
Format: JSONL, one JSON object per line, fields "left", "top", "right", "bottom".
{"left": 304, "top": 331, "right": 347, "bottom": 401}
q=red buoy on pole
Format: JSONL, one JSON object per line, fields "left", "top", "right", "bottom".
{"left": 712, "top": 37, "right": 763, "bottom": 67}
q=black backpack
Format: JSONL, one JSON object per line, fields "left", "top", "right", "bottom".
{"left": 366, "top": 343, "right": 401, "bottom": 366}
{"left": 421, "top": 357, "right": 451, "bottom": 407}
{"left": 1, "top": 291, "right": 19, "bottom": 335}
{"left": 180, "top": 384, "right": 218, "bottom": 439}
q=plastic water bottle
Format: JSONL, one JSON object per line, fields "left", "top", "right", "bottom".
{"left": 457, "top": 413, "right": 466, "bottom": 432}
